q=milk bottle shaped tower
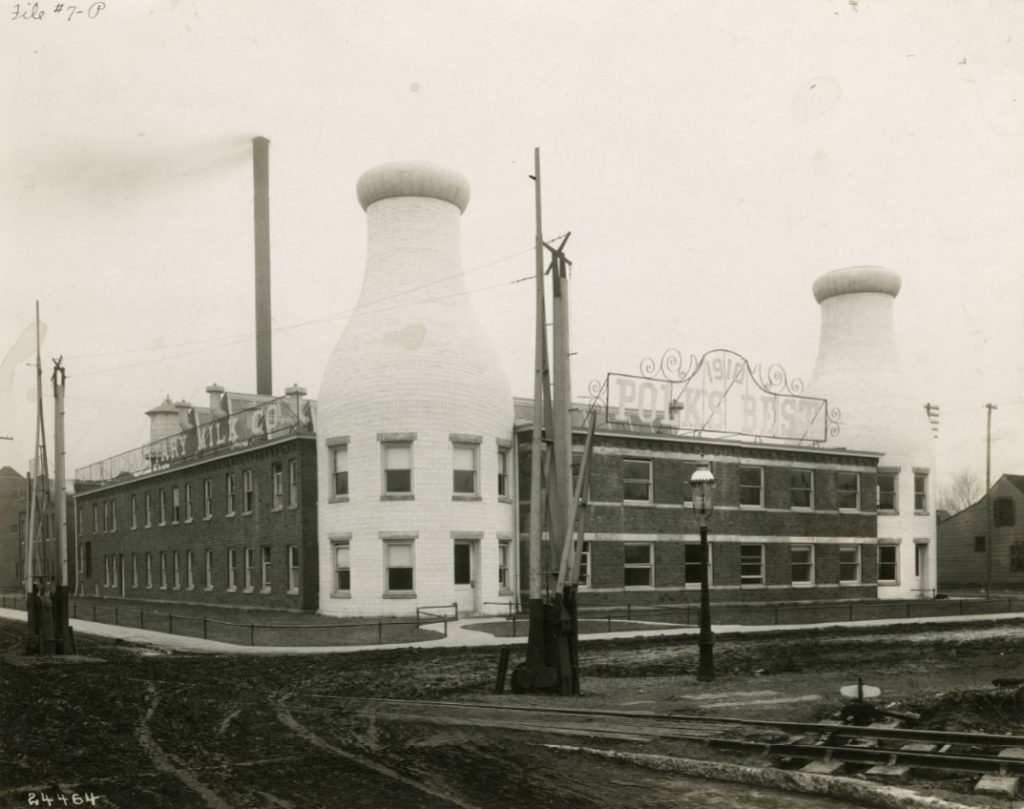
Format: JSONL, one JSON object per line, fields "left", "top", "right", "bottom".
{"left": 808, "top": 266, "right": 936, "bottom": 599}
{"left": 317, "top": 162, "right": 515, "bottom": 617}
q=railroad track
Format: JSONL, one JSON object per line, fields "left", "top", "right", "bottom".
{"left": 284, "top": 694, "right": 1024, "bottom": 780}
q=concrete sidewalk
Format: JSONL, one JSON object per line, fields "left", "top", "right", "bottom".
{"left": 3, "top": 606, "right": 1024, "bottom": 656}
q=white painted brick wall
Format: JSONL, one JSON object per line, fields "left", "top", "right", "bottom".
{"left": 808, "top": 270, "right": 937, "bottom": 599}
{"left": 316, "top": 166, "right": 515, "bottom": 617}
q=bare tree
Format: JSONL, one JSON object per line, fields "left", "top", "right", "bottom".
{"left": 937, "top": 467, "right": 982, "bottom": 514}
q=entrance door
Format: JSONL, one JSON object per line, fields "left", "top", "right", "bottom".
{"left": 453, "top": 541, "right": 475, "bottom": 616}
{"left": 915, "top": 544, "right": 928, "bottom": 597}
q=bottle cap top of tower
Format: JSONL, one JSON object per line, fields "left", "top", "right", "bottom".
{"left": 813, "top": 266, "right": 902, "bottom": 303}
{"left": 356, "top": 161, "right": 470, "bottom": 213}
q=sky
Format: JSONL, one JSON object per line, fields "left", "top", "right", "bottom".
{"left": 1, "top": 0, "right": 1021, "bottom": 495}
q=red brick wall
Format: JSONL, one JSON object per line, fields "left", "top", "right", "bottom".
{"left": 74, "top": 437, "right": 317, "bottom": 611}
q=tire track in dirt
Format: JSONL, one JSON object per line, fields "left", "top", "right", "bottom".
{"left": 136, "top": 681, "right": 233, "bottom": 809}
{"left": 271, "top": 694, "right": 481, "bottom": 809}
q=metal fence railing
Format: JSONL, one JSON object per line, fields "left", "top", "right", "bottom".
{"left": 1, "top": 595, "right": 448, "bottom": 647}
{"left": 499, "top": 596, "right": 1024, "bottom": 637}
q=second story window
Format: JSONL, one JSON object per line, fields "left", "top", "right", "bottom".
{"left": 622, "top": 459, "right": 652, "bottom": 503}
{"left": 144, "top": 492, "right": 152, "bottom": 527}
{"left": 497, "top": 447, "right": 510, "bottom": 498}
{"left": 242, "top": 470, "right": 254, "bottom": 513}
{"left": 995, "top": 498, "right": 1017, "bottom": 527}
{"left": 130, "top": 495, "right": 138, "bottom": 529}
{"left": 332, "top": 445, "right": 349, "bottom": 497}
{"left": 184, "top": 484, "right": 193, "bottom": 521}
{"left": 288, "top": 460, "right": 298, "bottom": 507}
{"left": 914, "top": 472, "right": 928, "bottom": 513}
{"left": 203, "top": 479, "right": 212, "bottom": 519}
{"left": 225, "top": 474, "right": 236, "bottom": 515}
{"left": 383, "top": 443, "right": 413, "bottom": 495}
{"left": 837, "top": 472, "right": 860, "bottom": 511}
{"left": 790, "top": 470, "right": 813, "bottom": 509}
{"left": 739, "top": 467, "right": 764, "bottom": 508}
{"left": 452, "top": 444, "right": 478, "bottom": 495}
{"left": 159, "top": 490, "right": 167, "bottom": 525}
{"left": 171, "top": 487, "right": 181, "bottom": 523}
{"left": 878, "top": 472, "right": 898, "bottom": 512}
{"left": 272, "top": 463, "right": 284, "bottom": 509}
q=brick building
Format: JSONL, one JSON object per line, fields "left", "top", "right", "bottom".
{"left": 0, "top": 466, "right": 25, "bottom": 591}
{"left": 516, "top": 399, "right": 884, "bottom": 605}
{"left": 73, "top": 389, "right": 318, "bottom": 611}
{"left": 937, "top": 474, "right": 1024, "bottom": 591}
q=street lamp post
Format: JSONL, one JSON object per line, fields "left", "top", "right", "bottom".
{"left": 690, "top": 464, "right": 715, "bottom": 682}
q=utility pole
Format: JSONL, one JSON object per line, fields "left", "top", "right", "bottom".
{"left": 985, "top": 403, "right": 997, "bottom": 597}
{"left": 52, "top": 357, "right": 76, "bottom": 654}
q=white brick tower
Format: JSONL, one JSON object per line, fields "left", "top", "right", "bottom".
{"left": 317, "top": 161, "right": 516, "bottom": 617}
{"left": 808, "top": 266, "right": 937, "bottom": 599}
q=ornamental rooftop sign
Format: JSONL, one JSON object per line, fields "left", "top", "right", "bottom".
{"left": 603, "top": 348, "right": 839, "bottom": 444}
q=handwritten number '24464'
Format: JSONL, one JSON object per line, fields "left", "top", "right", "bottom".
{"left": 10, "top": 2, "right": 106, "bottom": 20}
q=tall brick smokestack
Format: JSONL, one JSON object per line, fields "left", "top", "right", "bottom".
{"left": 253, "top": 136, "right": 272, "bottom": 396}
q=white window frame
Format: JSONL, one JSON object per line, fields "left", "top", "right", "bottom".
{"left": 381, "top": 437, "right": 415, "bottom": 498}
{"left": 242, "top": 470, "right": 254, "bottom": 514}
{"left": 184, "top": 483, "right": 193, "bottom": 522}
{"left": 288, "top": 545, "right": 300, "bottom": 593}
{"left": 131, "top": 554, "right": 138, "bottom": 588}
{"left": 791, "top": 544, "right": 814, "bottom": 586}
{"left": 130, "top": 495, "right": 138, "bottom": 530}
{"left": 203, "top": 479, "right": 212, "bottom": 520}
{"left": 790, "top": 469, "right": 814, "bottom": 510}
{"left": 877, "top": 542, "right": 899, "bottom": 585}
{"left": 172, "top": 551, "right": 181, "bottom": 589}
{"left": 159, "top": 552, "right": 168, "bottom": 589}
{"left": 451, "top": 438, "right": 480, "bottom": 498}
{"left": 497, "top": 446, "right": 511, "bottom": 499}
{"left": 272, "top": 463, "right": 284, "bottom": 510}
{"left": 740, "top": 544, "right": 764, "bottom": 585}
{"left": 623, "top": 542, "right": 654, "bottom": 588}
{"left": 225, "top": 474, "right": 236, "bottom": 516}
{"left": 103, "top": 555, "right": 110, "bottom": 587}
{"left": 683, "top": 543, "right": 711, "bottom": 588}
{"left": 185, "top": 550, "right": 194, "bottom": 590}
{"left": 839, "top": 545, "right": 861, "bottom": 584}
{"left": 260, "top": 546, "right": 272, "bottom": 593}
{"left": 145, "top": 553, "right": 153, "bottom": 589}
{"left": 328, "top": 437, "right": 349, "bottom": 500}
{"left": 288, "top": 460, "right": 299, "bottom": 508}
{"left": 877, "top": 470, "right": 899, "bottom": 513}
{"left": 837, "top": 472, "right": 860, "bottom": 511}
{"left": 498, "top": 540, "right": 512, "bottom": 592}
{"left": 144, "top": 492, "right": 152, "bottom": 528}
{"left": 171, "top": 487, "right": 181, "bottom": 524}
{"left": 244, "top": 547, "right": 255, "bottom": 591}
{"left": 914, "top": 472, "right": 928, "bottom": 514}
{"left": 739, "top": 467, "right": 764, "bottom": 509}
{"left": 159, "top": 490, "right": 167, "bottom": 525}
{"left": 331, "top": 536, "right": 351, "bottom": 597}
{"left": 227, "top": 548, "right": 238, "bottom": 591}
{"left": 383, "top": 535, "right": 416, "bottom": 595}
{"left": 204, "top": 549, "right": 214, "bottom": 591}
{"left": 622, "top": 458, "right": 653, "bottom": 504}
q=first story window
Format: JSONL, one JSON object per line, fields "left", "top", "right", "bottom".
{"left": 837, "top": 473, "right": 860, "bottom": 510}
{"left": 288, "top": 545, "right": 300, "bottom": 592}
{"left": 740, "top": 544, "right": 764, "bottom": 585}
{"left": 131, "top": 554, "right": 138, "bottom": 588}
{"left": 498, "top": 540, "right": 511, "bottom": 591}
{"left": 624, "top": 543, "right": 653, "bottom": 587}
{"left": 288, "top": 460, "right": 299, "bottom": 507}
{"left": 578, "top": 541, "right": 591, "bottom": 588}
{"left": 103, "top": 556, "right": 110, "bottom": 587}
{"left": 160, "top": 552, "right": 168, "bottom": 589}
{"left": 622, "top": 459, "right": 652, "bottom": 503}
{"left": 333, "top": 541, "right": 350, "bottom": 594}
{"left": 244, "top": 547, "right": 255, "bottom": 590}
{"left": 145, "top": 553, "right": 152, "bottom": 588}
{"left": 878, "top": 544, "right": 899, "bottom": 583}
{"left": 839, "top": 545, "right": 861, "bottom": 583}
{"left": 739, "top": 467, "right": 764, "bottom": 508}
{"left": 227, "top": 548, "right": 238, "bottom": 591}
{"left": 172, "top": 552, "right": 181, "bottom": 589}
{"left": 791, "top": 545, "right": 814, "bottom": 585}
{"left": 205, "top": 549, "right": 213, "bottom": 589}
{"left": 82, "top": 541, "right": 92, "bottom": 578}
{"left": 683, "top": 543, "right": 708, "bottom": 586}
{"left": 272, "top": 463, "right": 284, "bottom": 509}
{"left": 185, "top": 551, "right": 194, "bottom": 590}
{"left": 385, "top": 541, "right": 414, "bottom": 592}
{"left": 260, "top": 546, "right": 272, "bottom": 592}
